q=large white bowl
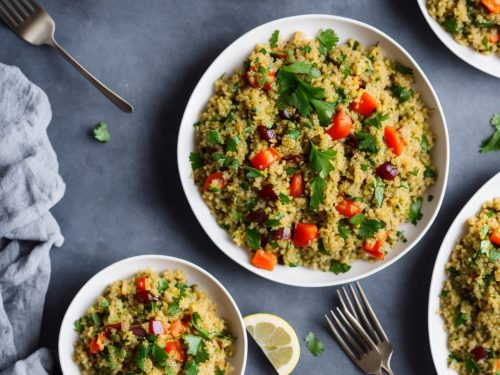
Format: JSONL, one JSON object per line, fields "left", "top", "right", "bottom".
{"left": 58, "top": 255, "right": 247, "bottom": 374}
{"left": 428, "top": 172, "right": 500, "bottom": 375}
{"left": 177, "top": 14, "right": 449, "bottom": 287}
{"left": 416, "top": 0, "right": 500, "bottom": 78}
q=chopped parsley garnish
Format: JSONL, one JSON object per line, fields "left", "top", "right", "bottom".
{"left": 364, "top": 112, "right": 388, "bottom": 129}
{"left": 374, "top": 177, "right": 384, "bottom": 208}
{"left": 74, "top": 318, "right": 84, "bottom": 333}
{"left": 286, "top": 129, "right": 301, "bottom": 139}
{"left": 207, "top": 130, "right": 223, "bottom": 145}
{"left": 316, "top": 28, "right": 339, "bottom": 56}
{"left": 329, "top": 260, "right": 351, "bottom": 274}
{"left": 189, "top": 152, "right": 203, "bottom": 170}
{"left": 338, "top": 220, "right": 351, "bottom": 239}
{"left": 279, "top": 193, "right": 291, "bottom": 204}
{"left": 408, "top": 197, "right": 423, "bottom": 225}
{"left": 424, "top": 166, "right": 437, "bottom": 178}
{"left": 286, "top": 167, "right": 298, "bottom": 175}
{"left": 448, "top": 352, "right": 460, "bottom": 362}
{"left": 440, "top": 289, "right": 449, "bottom": 298}
{"left": 226, "top": 136, "right": 240, "bottom": 152}
{"left": 183, "top": 360, "right": 199, "bottom": 375}
{"left": 355, "top": 132, "right": 378, "bottom": 153}
{"left": 391, "top": 85, "right": 413, "bottom": 103}
{"left": 454, "top": 305, "right": 468, "bottom": 328}
{"left": 396, "top": 230, "right": 407, "bottom": 243}
{"left": 93, "top": 122, "right": 110, "bottom": 143}
{"left": 305, "top": 332, "right": 325, "bottom": 356}
{"left": 191, "top": 312, "right": 214, "bottom": 340}
{"left": 309, "top": 143, "right": 336, "bottom": 178}
{"left": 157, "top": 278, "right": 168, "bottom": 294}
{"left": 244, "top": 166, "right": 263, "bottom": 178}
{"left": 151, "top": 343, "right": 168, "bottom": 367}
{"left": 483, "top": 272, "right": 494, "bottom": 287}
{"left": 443, "top": 16, "right": 458, "bottom": 34}
{"left": 463, "top": 358, "right": 479, "bottom": 373}
{"left": 357, "top": 219, "right": 385, "bottom": 239}
{"left": 246, "top": 227, "right": 261, "bottom": 250}
{"left": 318, "top": 239, "right": 330, "bottom": 255}
{"left": 91, "top": 312, "right": 102, "bottom": 326}
{"left": 395, "top": 64, "right": 413, "bottom": 75}
{"left": 310, "top": 176, "right": 326, "bottom": 211}
{"left": 135, "top": 342, "right": 151, "bottom": 371}
{"left": 349, "top": 214, "right": 365, "bottom": 226}
{"left": 269, "top": 30, "right": 279, "bottom": 49}
{"left": 338, "top": 52, "right": 350, "bottom": 78}
{"left": 479, "top": 113, "right": 500, "bottom": 153}
{"left": 421, "top": 134, "right": 429, "bottom": 152}
{"left": 411, "top": 167, "right": 419, "bottom": 176}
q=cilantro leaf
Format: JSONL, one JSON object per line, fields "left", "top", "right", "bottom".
{"left": 207, "top": 130, "right": 223, "bottom": 145}
{"left": 374, "top": 177, "right": 384, "bottom": 208}
{"left": 183, "top": 360, "right": 199, "bottom": 375}
{"left": 364, "top": 112, "right": 388, "bottom": 129}
{"left": 338, "top": 220, "right": 351, "bottom": 239}
{"left": 195, "top": 342, "right": 209, "bottom": 364}
{"left": 157, "top": 278, "right": 168, "bottom": 294}
{"left": 246, "top": 227, "right": 261, "bottom": 250}
{"left": 391, "top": 86, "right": 413, "bottom": 103}
{"left": 316, "top": 29, "right": 339, "bottom": 56}
{"left": 357, "top": 219, "right": 385, "bottom": 239}
{"left": 279, "top": 193, "right": 291, "bottom": 204}
{"left": 151, "top": 344, "right": 168, "bottom": 367}
{"left": 463, "top": 358, "right": 479, "bottom": 373}
{"left": 479, "top": 113, "right": 500, "bottom": 153}
{"left": 244, "top": 166, "right": 263, "bottom": 178}
{"left": 309, "top": 143, "right": 336, "bottom": 178}
{"left": 395, "top": 64, "right": 414, "bottom": 75}
{"left": 279, "top": 61, "right": 312, "bottom": 75}
{"left": 135, "top": 342, "right": 151, "bottom": 371}
{"left": 191, "top": 312, "right": 214, "bottom": 340}
{"left": 305, "top": 332, "right": 325, "bottom": 356}
{"left": 349, "top": 214, "right": 365, "bottom": 226}
{"left": 93, "top": 122, "right": 110, "bottom": 143}
{"left": 189, "top": 152, "right": 203, "bottom": 170}
{"left": 309, "top": 176, "right": 326, "bottom": 210}
{"left": 355, "top": 132, "right": 378, "bottom": 153}
{"left": 226, "top": 136, "right": 240, "bottom": 152}
{"left": 408, "top": 197, "right": 423, "bottom": 225}
{"left": 454, "top": 305, "right": 468, "bottom": 328}
{"left": 318, "top": 239, "right": 330, "bottom": 255}
{"left": 443, "top": 16, "right": 458, "bottom": 34}
{"left": 329, "top": 260, "right": 351, "bottom": 274}
{"left": 421, "top": 134, "right": 429, "bottom": 152}
{"left": 269, "top": 30, "right": 279, "bottom": 49}
{"left": 310, "top": 99, "right": 336, "bottom": 126}
{"left": 182, "top": 334, "right": 202, "bottom": 355}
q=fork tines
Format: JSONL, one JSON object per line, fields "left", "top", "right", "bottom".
{"left": 0, "top": 0, "right": 38, "bottom": 28}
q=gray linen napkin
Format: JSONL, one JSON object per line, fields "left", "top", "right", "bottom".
{"left": 0, "top": 63, "right": 65, "bottom": 374}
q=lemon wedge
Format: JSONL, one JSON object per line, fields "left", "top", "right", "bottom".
{"left": 244, "top": 313, "right": 300, "bottom": 375}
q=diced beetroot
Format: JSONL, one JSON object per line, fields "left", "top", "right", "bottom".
{"left": 130, "top": 325, "right": 147, "bottom": 337}
{"left": 283, "top": 154, "right": 305, "bottom": 163}
{"left": 259, "top": 185, "right": 278, "bottom": 200}
{"left": 104, "top": 323, "right": 121, "bottom": 337}
{"left": 246, "top": 209, "right": 268, "bottom": 224}
{"left": 257, "top": 125, "right": 276, "bottom": 141}
{"left": 471, "top": 346, "right": 488, "bottom": 361}
{"left": 272, "top": 228, "right": 292, "bottom": 240}
{"left": 148, "top": 319, "right": 164, "bottom": 335}
{"left": 135, "top": 290, "right": 155, "bottom": 303}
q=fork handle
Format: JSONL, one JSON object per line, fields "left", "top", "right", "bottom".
{"left": 51, "top": 41, "right": 133, "bottom": 113}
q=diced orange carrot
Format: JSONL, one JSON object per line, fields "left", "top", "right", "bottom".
{"left": 481, "top": 0, "right": 500, "bottom": 14}
{"left": 89, "top": 333, "right": 105, "bottom": 354}
{"left": 251, "top": 250, "right": 278, "bottom": 271}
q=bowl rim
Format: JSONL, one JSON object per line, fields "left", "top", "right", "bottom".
{"left": 427, "top": 171, "right": 500, "bottom": 375}
{"left": 177, "top": 13, "right": 450, "bottom": 287}
{"left": 57, "top": 254, "right": 248, "bottom": 374}
{"left": 415, "top": 0, "right": 500, "bottom": 79}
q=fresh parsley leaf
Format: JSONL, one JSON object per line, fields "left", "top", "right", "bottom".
{"left": 157, "top": 278, "right": 168, "bottom": 294}
{"left": 189, "top": 152, "right": 203, "bottom": 170}
{"left": 269, "top": 30, "right": 279, "bottom": 49}
{"left": 329, "top": 260, "right": 351, "bottom": 274}
{"left": 183, "top": 360, "right": 199, "bottom": 375}
{"left": 151, "top": 344, "right": 168, "bottom": 367}
{"left": 374, "top": 177, "right": 384, "bottom": 208}
{"left": 391, "top": 85, "right": 413, "bottom": 103}
{"left": 440, "top": 289, "right": 449, "bottom": 298}
{"left": 338, "top": 220, "right": 351, "bottom": 239}
{"left": 349, "top": 214, "right": 365, "bottom": 226}
{"left": 279, "top": 61, "right": 313, "bottom": 75}
{"left": 395, "top": 64, "right": 414, "bottom": 75}
{"left": 355, "top": 132, "right": 378, "bottom": 153}
{"left": 411, "top": 167, "right": 419, "bottom": 176}
{"left": 424, "top": 166, "right": 436, "bottom": 178}
{"left": 244, "top": 166, "right": 263, "bottom": 178}
{"left": 286, "top": 167, "right": 298, "bottom": 175}
{"left": 226, "top": 136, "right": 240, "bottom": 152}
{"left": 215, "top": 369, "right": 224, "bottom": 375}
{"left": 316, "top": 29, "right": 339, "bottom": 56}
{"left": 195, "top": 341, "right": 209, "bottom": 364}
{"left": 310, "top": 176, "right": 326, "bottom": 210}
{"left": 207, "top": 130, "right": 223, "bottom": 145}
{"left": 135, "top": 342, "right": 151, "bottom": 371}
{"left": 246, "top": 227, "right": 261, "bottom": 250}
{"left": 91, "top": 312, "right": 102, "bottom": 326}
{"left": 479, "top": 113, "right": 500, "bottom": 153}
{"left": 421, "top": 134, "right": 429, "bottom": 153}
{"left": 191, "top": 312, "right": 214, "bottom": 340}
{"left": 357, "top": 219, "right": 385, "bottom": 239}
{"left": 318, "top": 239, "right": 330, "bottom": 255}
{"left": 182, "top": 334, "right": 202, "bottom": 356}
{"left": 168, "top": 300, "right": 182, "bottom": 316}
{"left": 310, "top": 99, "right": 336, "bottom": 126}
{"left": 305, "top": 332, "right": 325, "bottom": 356}
{"left": 408, "top": 197, "right": 423, "bottom": 225}
{"left": 286, "top": 129, "right": 301, "bottom": 139}
{"left": 443, "top": 16, "right": 458, "bottom": 34}
{"left": 338, "top": 52, "right": 350, "bottom": 78}
{"left": 454, "top": 305, "right": 468, "bottom": 328}
{"left": 396, "top": 230, "right": 407, "bottom": 243}
{"left": 74, "top": 318, "right": 84, "bottom": 333}
{"left": 484, "top": 272, "right": 494, "bottom": 287}
{"left": 364, "top": 112, "right": 388, "bottom": 129}
{"left": 93, "top": 122, "right": 110, "bottom": 143}
{"left": 279, "top": 193, "right": 291, "bottom": 204}
{"left": 309, "top": 143, "right": 336, "bottom": 178}
{"left": 463, "top": 358, "right": 479, "bottom": 373}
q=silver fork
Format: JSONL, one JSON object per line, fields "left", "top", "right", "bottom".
{"left": 0, "top": 0, "right": 133, "bottom": 113}
{"left": 337, "top": 282, "right": 395, "bottom": 375}
{"left": 325, "top": 307, "right": 384, "bottom": 375}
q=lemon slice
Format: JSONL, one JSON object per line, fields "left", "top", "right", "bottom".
{"left": 244, "top": 313, "right": 300, "bottom": 375}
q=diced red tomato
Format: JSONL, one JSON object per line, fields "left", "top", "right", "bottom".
{"left": 481, "top": 0, "right": 500, "bottom": 13}
{"left": 293, "top": 223, "right": 319, "bottom": 247}
{"left": 246, "top": 65, "right": 276, "bottom": 90}
{"left": 251, "top": 250, "right": 278, "bottom": 271}
{"left": 165, "top": 341, "right": 186, "bottom": 362}
{"left": 203, "top": 171, "right": 227, "bottom": 192}
{"left": 168, "top": 320, "right": 188, "bottom": 338}
{"left": 489, "top": 33, "right": 499, "bottom": 44}
{"left": 89, "top": 333, "right": 106, "bottom": 354}
{"left": 384, "top": 127, "right": 405, "bottom": 156}
{"left": 362, "top": 232, "right": 387, "bottom": 260}
{"left": 262, "top": 71, "right": 276, "bottom": 91}
{"left": 335, "top": 198, "right": 362, "bottom": 218}
{"left": 136, "top": 276, "right": 148, "bottom": 291}
{"left": 289, "top": 173, "right": 304, "bottom": 198}
{"left": 349, "top": 92, "right": 377, "bottom": 117}
{"left": 325, "top": 109, "right": 353, "bottom": 140}
{"left": 250, "top": 148, "right": 281, "bottom": 170}
{"left": 490, "top": 230, "right": 500, "bottom": 246}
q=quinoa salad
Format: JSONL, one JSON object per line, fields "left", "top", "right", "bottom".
{"left": 73, "top": 269, "right": 234, "bottom": 374}
{"left": 427, "top": 0, "right": 499, "bottom": 53}
{"left": 189, "top": 29, "right": 436, "bottom": 273}
{"left": 440, "top": 199, "right": 500, "bottom": 374}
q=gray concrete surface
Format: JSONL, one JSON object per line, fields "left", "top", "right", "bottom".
{"left": 0, "top": 0, "right": 498, "bottom": 373}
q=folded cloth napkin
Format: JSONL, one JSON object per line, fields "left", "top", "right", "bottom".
{"left": 0, "top": 63, "right": 65, "bottom": 374}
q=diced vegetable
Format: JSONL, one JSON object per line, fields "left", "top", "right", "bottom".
{"left": 246, "top": 65, "right": 276, "bottom": 90}
{"left": 130, "top": 325, "right": 147, "bottom": 337}
{"left": 384, "top": 126, "right": 405, "bottom": 156}
{"left": 471, "top": 346, "right": 488, "bottom": 361}
{"left": 148, "top": 319, "right": 164, "bottom": 335}
{"left": 481, "top": 0, "right": 500, "bottom": 13}
{"left": 290, "top": 173, "right": 304, "bottom": 197}
{"left": 490, "top": 230, "right": 500, "bottom": 246}
{"left": 489, "top": 33, "right": 499, "bottom": 43}
{"left": 362, "top": 232, "right": 387, "bottom": 260}
{"left": 335, "top": 198, "right": 362, "bottom": 218}
{"left": 325, "top": 109, "right": 353, "bottom": 140}
{"left": 293, "top": 223, "right": 319, "bottom": 247}
{"left": 259, "top": 184, "right": 278, "bottom": 200}
{"left": 203, "top": 172, "right": 227, "bottom": 192}
{"left": 349, "top": 92, "right": 377, "bottom": 117}
{"left": 136, "top": 276, "right": 148, "bottom": 291}
{"left": 168, "top": 320, "right": 188, "bottom": 338}
{"left": 104, "top": 323, "right": 121, "bottom": 337}
{"left": 135, "top": 290, "right": 155, "bottom": 304}
{"left": 89, "top": 333, "right": 106, "bottom": 354}
{"left": 272, "top": 227, "right": 292, "bottom": 240}
{"left": 257, "top": 125, "right": 276, "bottom": 141}
{"left": 250, "top": 148, "right": 281, "bottom": 170}
{"left": 164, "top": 341, "right": 186, "bottom": 362}
{"left": 251, "top": 250, "right": 278, "bottom": 271}
{"left": 376, "top": 162, "right": 397, "bottom": 180}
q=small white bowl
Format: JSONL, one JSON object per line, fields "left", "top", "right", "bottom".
{"left": 428, "top": 171, "right": 500, "bottom": 375}
{"left": 58, "top": 255, "right": 247, "bottom": 374}
{"left": 416, "top": 0, "right": 500, "bottom": 78}
{"left": 177, "top": 14, "right": 449, "bottom": 287}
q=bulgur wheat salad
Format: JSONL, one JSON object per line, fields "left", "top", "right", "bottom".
{"left": 439, "top": 199, "right": 500, "bottom": 375}
{"left": 189, "top": 29, "right": 436, "bottom": 273}
{"left": 427, "top": 0, "right": 499, "bottom": 53}
{"left": 73, "top": 269, "right": 234, "bottom": 374}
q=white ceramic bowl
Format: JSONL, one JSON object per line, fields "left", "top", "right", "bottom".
{"left": 177, "top": 14, "right": 449, "bottom": 287}
{"left": 428, "top": 172, "right": 500, "bottom": 375}
{"left": 58, "top": 255, "right": 247, "bottom": 374}
{"left": 416, "top": 0, "right": 500, "bottom": 78}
